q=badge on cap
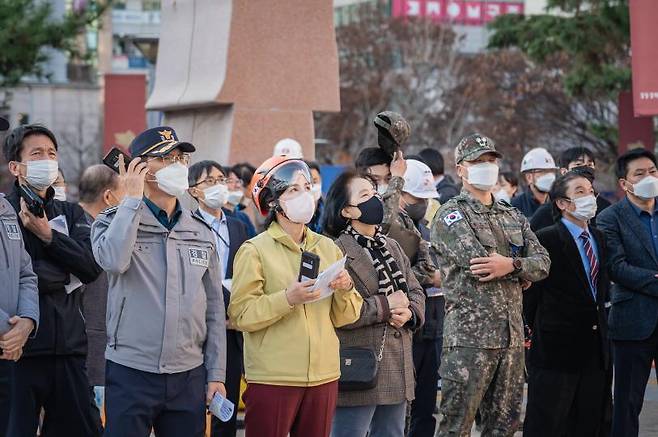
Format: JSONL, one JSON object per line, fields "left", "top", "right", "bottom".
{"left": 443, "top": 211, "right": 463, "bottom": 226}
{"left": 3, "top": 220, "right": 21, "bottom": 240}
{"left": 189, "top": 248, "right": 209, "bottom": 267}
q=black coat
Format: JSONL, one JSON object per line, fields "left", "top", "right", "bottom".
{"left": 524, "top": 221, "right": 610, "bottom": 372}
{"left": 436, "top": 176, "right": 459, "bottom": 204}
{"left": 7, "top": 184, "right": 103, "bottom": 356}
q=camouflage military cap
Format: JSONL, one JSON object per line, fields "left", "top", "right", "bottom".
{"left": 454, "top": 133, "right": 502, "bottom": 164}
{"left": 374, "top": 111, "right": 411, "bottom": 147}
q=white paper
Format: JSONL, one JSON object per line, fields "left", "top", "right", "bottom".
{"left": 307, "top": 257, "right": 347, "bottom": 303}
{"left": 48, "top": 215, "right": 83, "bottom": 294}
{"left": 49, "top": 215, "right": 68, "bottom": 235}
{"left": 208, "top": 393, "right": 235, "bottom": 422}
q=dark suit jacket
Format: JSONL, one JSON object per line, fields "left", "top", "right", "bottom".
{"left": 436, "top": 176, "right": 460, "bottom": 204}
{"left": 524, "top": 221, "right": 610, "bottom": 371}
{"left": 530, "top": 195, "right": 612, "bottom": 232}
{"left": 597, "top": 197, "right": 658, "bottom": 341}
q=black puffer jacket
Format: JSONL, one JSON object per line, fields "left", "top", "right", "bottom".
{"left": 7, "top": 183, "right": 103, "bottom": 356}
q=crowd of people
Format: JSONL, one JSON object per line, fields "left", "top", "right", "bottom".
{"left": 0, "top": 110, "right": 657, "bottom": 437}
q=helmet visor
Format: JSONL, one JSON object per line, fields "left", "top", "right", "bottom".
{"left": 267, "top": 160, "right": 312, "bottom": 194}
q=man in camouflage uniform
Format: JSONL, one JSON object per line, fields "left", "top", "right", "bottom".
{"left": 431, "top": 134, "right": 550, "bottom": 436}
{"left": 355, "top": 111, "right": 436, "bottom": 287}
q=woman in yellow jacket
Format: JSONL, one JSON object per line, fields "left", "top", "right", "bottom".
{"left": 228, "top": 157, "right": 363, "bottom": 437}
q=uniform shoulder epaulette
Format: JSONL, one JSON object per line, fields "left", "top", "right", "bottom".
{"left": 100, "top": 205, "right": 118, "bottom": 215}
{"left": 496, "top": 199, "right": 513, "bottom": 208}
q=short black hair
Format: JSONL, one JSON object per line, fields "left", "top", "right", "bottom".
{"left": 355, "top": 147, "right": 390, "bottom": 172}
{"left": 418, "top": 148, "right": 445, "bottom": 176}
{"left": 615, "top": 148, "right": 657, "bottom": 179}
{"left": 550, "top": 171, "right": 591, "bottom": 220}
{"left": 78, "top": 165, "right": 118, "bottom": 204}
{"left": 231, "top": 162, "right": 256, "bottom": 186}
{"left": 499, "top": 171, "right": 518, "bottom": 187}
{"left": 3, "top": 124, "right": 58, "bottom": 162}
{"left": 322, "top": 169, "right": 360, "bottom": 238}
{"left": 558, "top": 147, "right": 596, "bottom": 169}
{"left": 188, "top": 160, "right": 226, "bottom": 186}
{"left": 305, "top": 160, "right": 321, "bottom": 173}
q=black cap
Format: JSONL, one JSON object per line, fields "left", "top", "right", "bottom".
{"left": 129, "top": 126, "right": 195, "bottom": 158}
{"left": 0, "top": 117, "right": 9, "bottom": 132}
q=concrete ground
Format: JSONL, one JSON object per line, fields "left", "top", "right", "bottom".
{"left": 234, "top": 378, "right": 658, "bottom": 436}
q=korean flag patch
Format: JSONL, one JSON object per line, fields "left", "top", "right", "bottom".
{"left": 443, "top": 211, "right": 463, "bottom": 227}
{"left": 189, "top": 248, "right": 209, "bottom": 268}
{"left": 3, "top": 221, "right": 21, "bottom": 240}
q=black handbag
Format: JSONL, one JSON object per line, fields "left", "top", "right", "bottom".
{"left": 338, "top": 325, "right": 388, "bottom": 392}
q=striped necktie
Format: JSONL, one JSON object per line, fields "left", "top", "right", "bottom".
{"left": 579, "top": 230, "right": 599, "bottom": 297}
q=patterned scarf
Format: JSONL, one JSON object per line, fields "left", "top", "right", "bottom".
{"left": 345, "top": 224, "right": 409, "bottom": 296}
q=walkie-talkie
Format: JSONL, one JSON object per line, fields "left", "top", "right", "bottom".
{"left": 18, "top": 184, "right": 45, "bottom": 217}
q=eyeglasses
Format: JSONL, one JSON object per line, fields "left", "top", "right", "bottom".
{"left": 147, "top": 153, "right": 191, "bottom": 166}
{"left": 227, "top": 178, "right": 244, "bottom": 187}
{"left": 192, "top": 177, "right": 227, "bottom": 187}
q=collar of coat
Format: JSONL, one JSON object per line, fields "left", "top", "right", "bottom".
{"left": 456, "top": 188, "right": 515, "bottom": 214}
{"left": 267, "top": 221, "right": 321, "bottom": 253}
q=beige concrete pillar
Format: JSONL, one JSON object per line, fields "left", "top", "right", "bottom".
{"left": 146, "top": 0, "right": 340, "bottom": 165}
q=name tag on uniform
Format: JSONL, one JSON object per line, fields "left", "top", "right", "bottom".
{"left": 3, "top": 221, "right": 20, "bottom": 240}
{"left": 189, "top": 248, "right": 210, "bottom": 267}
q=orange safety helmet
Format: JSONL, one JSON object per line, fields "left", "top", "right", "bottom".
{"left": 250, "top": 156, "right": 312, "bottom": 216}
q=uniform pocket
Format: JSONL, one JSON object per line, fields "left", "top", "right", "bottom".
{"left": 111, "top": 297, "right": 126, "bottom": 349}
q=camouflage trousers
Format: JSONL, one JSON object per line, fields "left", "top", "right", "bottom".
{"left": 437, "top": 346, "right": 524, "bottom": 437}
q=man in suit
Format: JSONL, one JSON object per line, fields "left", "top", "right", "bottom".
{"left": 597, "top": 148, "right": 658, "bottom": 437}
{"left": 523, "top": 171, "right": 610, "bottom": 437}
{"left": 188, "top": 160, "right": 249, "bottom": 437}
{"left": 530, "top": 147, "right": 612, "bottom": 232}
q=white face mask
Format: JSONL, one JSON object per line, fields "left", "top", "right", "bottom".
{"left": 227, "top": 190, "right": 244, "bottom": 206}
{"left": 465, "top": 162, "right": 499, "bottom": 191}
{"left": 53, "top": 186, "right": 67, "bottom": 201}
{"left": 24, "top": 160, "right": 59, "bottom": 191}
{"left": 534, "top": 173, "right": 556, "bottom": 193}
{"left": 201, "top": 184, "right": 228, "bottom": 210}
{"left": 155, "top": 162, "right": 189, "bottom": 197}
{"left": 377, "top": 183, "right": 389, "bottom": 196}
{"left": 280, "top": 192, "right": 316, "bottom": 224}
{"left": 569, "top": 194, "right": 597, "bottom": 221}
{"left": 311, "top": 184, "right": 322, "bottom": 202}
{"left": 631, "top": 175, "right": 658, "bottom": 199}
{"left": 493, "top": 190, "right": 511, "bottom": 203}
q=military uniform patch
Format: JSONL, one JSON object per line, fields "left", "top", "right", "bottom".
{"left": 189, "top": 248, "right": 209, "bottom": 267}
{"left": 443, "top": 211, "right": 463, "bottom": 226}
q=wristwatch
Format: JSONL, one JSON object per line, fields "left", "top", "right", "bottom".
{"left": 512, "top": 257, "right": 523, "bottom": 274}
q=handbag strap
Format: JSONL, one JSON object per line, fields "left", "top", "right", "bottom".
{"left": 376, "top": 324, "right": 388, "bottom": 362}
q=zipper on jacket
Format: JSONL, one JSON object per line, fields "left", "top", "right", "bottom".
{"left": 113, "top": 297, "right": 126, "bottom": 350}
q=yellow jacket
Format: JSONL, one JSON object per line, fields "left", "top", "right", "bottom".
{"left": 228, "top": 222, "right": 363, "bottom": 387}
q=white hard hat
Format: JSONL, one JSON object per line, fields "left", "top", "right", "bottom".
{"left": 273, "top": 138, "right": 304, "bottom": 159}
{"left": 520, "top": 148, "right": 557, "bottom": 172}
{"left": 402, "top": 160, "right": 439, "bottom": 199}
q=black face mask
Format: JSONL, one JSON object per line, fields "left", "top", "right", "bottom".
{"left": 351, "top": 195, "right": 384, "bottom": 225}
{"left": 405, "top": 199, "right": 428, "bottom": 223}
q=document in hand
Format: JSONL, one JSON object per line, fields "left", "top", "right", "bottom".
{"left": 307, "top": 257, "right": 347, "bottom": 303}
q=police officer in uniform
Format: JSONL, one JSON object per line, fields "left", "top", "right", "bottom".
{"left": 431, "top": 134, "right": 550, "bottom": 436}
{"left": 0, "top": 118, "right": 40, "bottom": 435}
{"left": 92, "top": 127, "right": 226, "bottom": 437}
